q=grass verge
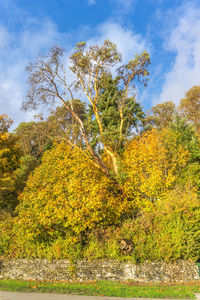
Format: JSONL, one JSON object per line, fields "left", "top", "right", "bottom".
{"left": 1, "top": 279, "right": 200, "bottom": 298}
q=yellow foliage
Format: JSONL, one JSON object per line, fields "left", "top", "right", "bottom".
{"left": 123, "top": 129, "right": 189, "bottom": 210}
{"left": 0, "top": 130, "right": 21, "bottom": 209}
{"left": 14, "top": 143, "right": 125, "bottom": 256}
{"left": 158, "top": 184, "right": 199, "bottom": 214}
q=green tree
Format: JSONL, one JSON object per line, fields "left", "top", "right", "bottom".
{"left": 118, "top": 185, "right": 200, "bottom": 262}
{"left": 168, "top": 116, "right": 200, "bottom": 191}
{"left": 22, "top": 41, "right": 150, "bottom": 178}
{"left": 87, "top": 75, "right": 145, "bottom": 152}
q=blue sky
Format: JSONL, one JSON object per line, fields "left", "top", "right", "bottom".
{"left": 0, "top": 0, "right": 200, "bottom": 129}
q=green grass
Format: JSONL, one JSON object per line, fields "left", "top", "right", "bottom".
{"left": 1, "top": 279, "right": 200, "bottom": 298}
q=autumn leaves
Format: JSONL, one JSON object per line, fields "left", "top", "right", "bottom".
{"left": 0, "top": 40, "right": 200, "bottom": 261}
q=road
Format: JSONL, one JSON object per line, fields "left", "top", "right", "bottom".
{"left": 0, "top": 291, "right": 197, "bottom": 300}
{"left": 0, "top": 291, "right": 148, "bottom": 300}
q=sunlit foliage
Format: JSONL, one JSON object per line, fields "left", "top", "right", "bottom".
{"left": 11, "top": 143, "right": 126, "bottom": 258}
{"left": 123, "top": 129, "right": 189, "bottom": 211}
{"left": 1, "top": 41, "right": 200, "bottom": 262}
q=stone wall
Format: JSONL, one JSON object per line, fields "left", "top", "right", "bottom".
{"left": 0, "top": 259, "right": 199, "bottom": 283}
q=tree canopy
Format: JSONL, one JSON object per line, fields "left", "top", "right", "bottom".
{"left": 22, "top": 40, "right": 150, "bottom": 178}
{"left": 0, "top": 40, "right": 200, "bottom": 262}
{"left": 179, "top": 86, "right": 200, "bottom": 135}
{"left": 0, "top": 115, "right": 21, "bottom": 212}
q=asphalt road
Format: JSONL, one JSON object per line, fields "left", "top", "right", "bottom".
{"left": 0, "top": 291, "right": 196, "bottom": 300}
{"left": 0, "top": 291, "right": 147, "bottom": 300}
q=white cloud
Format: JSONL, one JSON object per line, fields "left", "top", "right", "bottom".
{"left": 114, "top": 0, "right": 136, "bottom": 14}
{"left": 87, "top": 21, "right": 149, "bottom": 63}
{"left": 157, "top": 4, "right": 200, "bottom": 105}
{"left": 0, "top": 19, "right": 68, "bottom": 130}
{"left": 0, "top": 16, "right": 149, "bottom": 130}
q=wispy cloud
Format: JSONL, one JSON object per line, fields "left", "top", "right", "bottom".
{"left": 114, "top": 0, "right": 136, "bottom": 14}
{"left": 0, "top": 12, "right": 149, "bottom": 129}
{"left": 0, "top": 19, "right": 68, "bottom": 129}
{"left": 87, "top": 21, "right": 149, "bottom": 63}
{"left": 156, "top": 3, "right": 200, "bottom": 105}
{"left": 87, "top": 0, "right": 136, "bottom": 13}
{"left": 88, "top": 0, "right": 96, "bottom": 5}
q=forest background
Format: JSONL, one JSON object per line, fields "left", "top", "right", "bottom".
{"left": 0, "top": 39, "right": 200, "bottom": 263}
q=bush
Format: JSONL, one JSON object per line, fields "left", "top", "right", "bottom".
{"left": 11, "top": 143, "right": 126, "bottom": 259}
{"left": 117, "top": 186, "right": 200, "bottom": 262}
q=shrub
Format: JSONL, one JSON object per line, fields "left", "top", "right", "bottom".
{"left": 12, "top": 143, "right": 125, "bottom": 259}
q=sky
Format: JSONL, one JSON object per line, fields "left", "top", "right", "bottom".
{"left": 0, "top": 0, "right": 200, "bottom": 130}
